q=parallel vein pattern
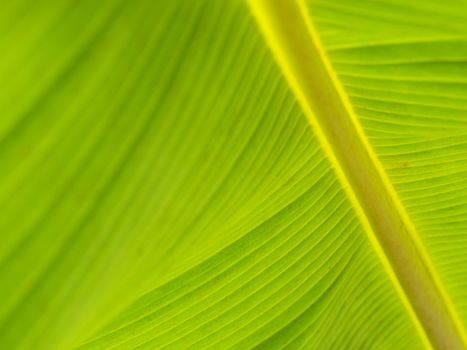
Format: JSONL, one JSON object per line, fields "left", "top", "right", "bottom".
{"left": 308, "top": 0, "right": 467, "bottom": 342}
{"left": 248, "top": 0, "right": 466, "bottom": 349}
{"left": 1, "top": 0, "right": 466, "bottom": 349}
{"left": 0, "top": 0, "right": 424, "bottom": 349}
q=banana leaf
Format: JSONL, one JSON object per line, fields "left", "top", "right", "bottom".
{"left": 0, "top": 0, "right": 466, "bottom": 349}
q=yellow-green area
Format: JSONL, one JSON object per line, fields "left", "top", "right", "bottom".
{"left": 0, "top": 0, "right": 466, "bottom": 349}
{"left": 247, "top": 0, "right": 466, "bottom": 349}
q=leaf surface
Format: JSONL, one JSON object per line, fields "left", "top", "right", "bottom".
{"left": 0, "top": 0, "right": 466, "bottom": 349}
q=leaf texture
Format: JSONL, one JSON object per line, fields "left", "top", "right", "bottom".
{"left": 0, "top": 0, "right": 465, "bottom": 349}
{"left": 307, "top": 0, "right": 467, "bottom": 336}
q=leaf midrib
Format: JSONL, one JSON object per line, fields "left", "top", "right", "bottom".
{"left": 247, "top": 0, "right": 467, "bottom": 349}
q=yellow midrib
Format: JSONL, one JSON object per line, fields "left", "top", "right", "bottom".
{"left": 246, "top": 0, "right": 467, "bottom": 349}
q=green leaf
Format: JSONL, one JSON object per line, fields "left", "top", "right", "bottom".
{"left": 0, "top": 0, "right": 466, "bottom": 349}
